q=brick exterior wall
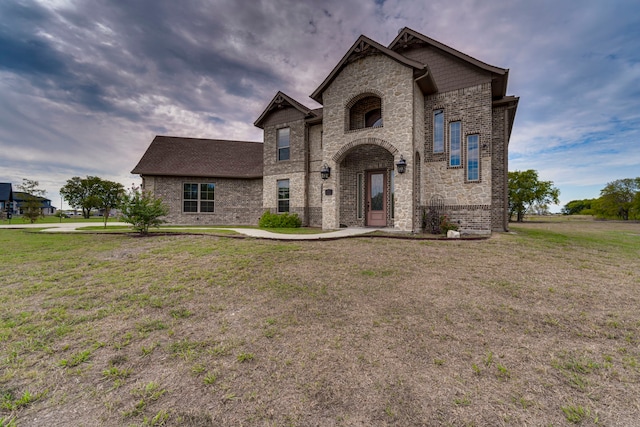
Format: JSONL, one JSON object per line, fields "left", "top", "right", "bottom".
{"left": 422, "top": 83, "right": 494, "bottom": 234}
{"left": 491, "top": 105, "right": 509, "bottom": 231}
{"left": 143, "top": 175, "right": 263, "bottom": 225}
{"left": 261, "top": 107, "right": 310, "bottom": 225}
{"left": 413, "top": 83, "right": 425, "bottom": 230}
{"left": 307, "top": 123, "right": 324, "bottom": 227}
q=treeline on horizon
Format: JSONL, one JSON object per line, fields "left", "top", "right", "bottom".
{"left": 562, "top": 177, "right": 640, "bottom": 220}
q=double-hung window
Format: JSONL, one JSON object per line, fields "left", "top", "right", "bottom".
{"left": 277, "top": 128, "right": 290, "bottom": 161}
{"left": 183, "top": 183, "right": 215, "bottom": 213}
{"left": 466, "top": 135, "right": 480, "bottom": 181}
{"left": 433, "top": 109, "right": 444, "bottom": 153}
{"left": 449, "top": 121, "right": 461, "bottom": 167}
{"left": 277, "top": 179, "right": 290, "bottom": 213}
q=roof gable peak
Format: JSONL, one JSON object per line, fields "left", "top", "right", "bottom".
{"left": 310, "top": 34, "right": 427, "bottom": 104}
{"left": 254, "top": 91, "right": 315, "bottom": 128}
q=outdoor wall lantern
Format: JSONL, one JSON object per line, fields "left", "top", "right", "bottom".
{"left": 396, "top": 155, "right": 407, "bottom": 174}
{"left": 320, "top": 163, "right": 331, "bottom": 180}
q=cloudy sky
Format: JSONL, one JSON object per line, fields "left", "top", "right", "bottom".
{"left": 1, "top": 0, "right": 639, "bottom": 211}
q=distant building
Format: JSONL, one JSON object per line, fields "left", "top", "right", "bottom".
{"left": 13, "top": 192, "right": 56, "bottom": 216}
{"left": 0, "top": 183, "right": 13, "bottom": 215}
{"left": 133, "top": 28, "right": 518, "bottom": 234}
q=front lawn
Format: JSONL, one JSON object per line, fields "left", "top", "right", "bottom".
{"left": 0, "top": 218, "right": 638, "bottom": 425}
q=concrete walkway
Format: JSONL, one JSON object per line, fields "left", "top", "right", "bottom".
{"left": 0, "top": 222, "right": 379, "bottom": 240}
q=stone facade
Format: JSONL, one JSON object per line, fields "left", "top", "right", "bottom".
{"left": 320, "top": 53, "right": 416, "bottom": 231}
{"left": 133, "top": 28, "right": 518, "bottom": 235}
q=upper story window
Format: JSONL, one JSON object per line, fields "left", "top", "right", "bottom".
{"left": 433, "top": 109, "right": 444, "bottom": 153}
{"left": 348, "top": 95, "right": 382, "bottom": 131}
{"left": 449, "top": 121, "right": 461, "bottom": 167}
{"left": 277, "top": 128, "right": 290, "bottom": 161}
{"left": 467, "top": 134, "right": 480, "bottom": 181}
{"left": 183, "top": 183, "right": 215, "bottom": 213}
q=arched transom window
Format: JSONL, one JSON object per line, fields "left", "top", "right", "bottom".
{"left": 348, "top": 95, "right": 383, "bottom": 131}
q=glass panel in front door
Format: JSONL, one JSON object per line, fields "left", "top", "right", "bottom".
{"left": 370, "top": 173, "right": 384, "bottom": 211}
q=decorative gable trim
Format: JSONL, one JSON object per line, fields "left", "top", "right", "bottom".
{"left": 254, "top": 91, "right": 317, "bottom": 129}
{"left": 390, "top": 27, "right": 509, "bottom": 98}
{"left": 310, "top": 35, "right": 432, "bottom": 104}
{"left": 390, "top": 28, "right": 507, "bottom": 75}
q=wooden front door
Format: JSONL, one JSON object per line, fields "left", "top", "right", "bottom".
{"left": 367, "top": 171, "right": 387, "bottom": 227}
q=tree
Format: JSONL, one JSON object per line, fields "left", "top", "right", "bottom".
{"left": 508, "top": 170, "right": 560, "bottom": 222}
{"left": 595, "top": 178, "right": 640, "bottom": 220}
{"left": 561, "top": 199, "right": 596, "bottom": 215}
{"left": 528, "top": 202, "right": 551, "bottom": 216}
{"left": 94, "top": 180, "right": 124, "bottom": 228}
{"left": 60, "top": 176, "right": 103, "bottom": 218}
{"left": 119, "top": 187, "right": 169, "bottom": 235}
{"left": 17, "top": 179, "right": 46, "bottom": 224}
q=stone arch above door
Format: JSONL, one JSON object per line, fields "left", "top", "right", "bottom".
{"left": 331, "top": 137, "right": 399, "bottom": 164}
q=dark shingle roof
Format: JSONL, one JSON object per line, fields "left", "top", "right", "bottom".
{"left": 0, "top": 183, "right": 13, "bottom": 201}
{"left": 131, "top": 136, "right": 263, "bottom": 179}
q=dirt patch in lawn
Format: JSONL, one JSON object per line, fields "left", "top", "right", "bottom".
{"left": 1, "top": 219, "right": 639, "bottom": 426}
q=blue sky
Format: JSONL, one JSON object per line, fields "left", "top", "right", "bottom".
{"left": 1, "top": 0, "right": 639, "bottom": 211}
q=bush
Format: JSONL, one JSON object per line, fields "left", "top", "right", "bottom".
{"left": 119, "top": 187, "right": 169, "bottom": 235}
{"left": 258, "top": 210, "right": 301, "bottom": 228}
{"left": 439, "top": 215, "right": 459, "bottom": 234}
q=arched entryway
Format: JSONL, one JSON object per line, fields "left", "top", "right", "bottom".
{"left": 337, "top": 144, "right": 395, "bottom": 227}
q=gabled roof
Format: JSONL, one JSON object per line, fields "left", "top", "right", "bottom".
{"left": 389, "top": 28, "right": 509, "bottom": 98}
{"left": 0, "top": 183, "right": 13, "bottom": 201}
{"left": 310, "top": 35, "right": 436, "bottom": 104}
{"left": 131, "top": 136, "right": 263, "bottom": 179}
{"left": 254, "top": 91, "right": 318, "bottom": 129}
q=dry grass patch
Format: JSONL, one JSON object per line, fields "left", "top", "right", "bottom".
{"left": 0, "top": 218, "right": 639, "bottom": 425}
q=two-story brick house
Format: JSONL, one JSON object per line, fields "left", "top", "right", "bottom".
{"left": 132, "top": 27, "right": 518, "bottom": 234}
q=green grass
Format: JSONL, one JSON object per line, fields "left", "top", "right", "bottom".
{"left": 1, "top": 215, "right": 119, "bottom": 224}
{"left": 510, "top": 223, "right": 640, "bottom": 259}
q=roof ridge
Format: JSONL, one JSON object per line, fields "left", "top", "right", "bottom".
{"left": 154, "top": 135, "right": 262, "bottom": 144}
